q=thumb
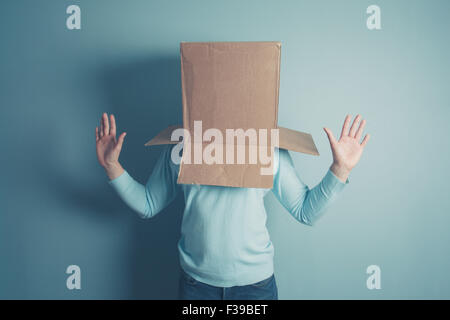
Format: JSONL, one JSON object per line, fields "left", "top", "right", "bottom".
{"left": 115, "top": 132, "right": 127, "bottom": 151}
{"left": 323, "top": 127, "right": 337, "bottom": 147}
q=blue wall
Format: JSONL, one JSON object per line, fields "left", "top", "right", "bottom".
{"left": 1, "top": 0, "right": 449, "bottom": 299}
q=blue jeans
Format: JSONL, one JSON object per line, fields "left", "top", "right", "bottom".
{"left": 178, "top": 270, "right": 278, "bottom": 300}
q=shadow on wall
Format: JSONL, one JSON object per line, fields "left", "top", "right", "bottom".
{"left": 100, "top": 55, "right": 185, "bottom": 299}
{"left": 41, "top": 55, "right": 185, "bottom": 299}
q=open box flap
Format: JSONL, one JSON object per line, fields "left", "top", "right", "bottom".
{"left": 144, "top": 125, "right": 181, "bottom": 146}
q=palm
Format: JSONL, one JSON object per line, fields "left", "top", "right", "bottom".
{"left": 324, "top": 115, "right": 370, "bottom": 172}
{"left": 97, "top": 135, "right": 119, "bottom": 167}
{"left": 95, "top": 113, "right": 126, "bottom": 168}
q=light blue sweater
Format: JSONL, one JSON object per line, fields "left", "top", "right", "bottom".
{"left": 108, "top": 145, "right": 348, "bottom": 287}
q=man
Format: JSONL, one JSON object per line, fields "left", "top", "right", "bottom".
{"left": 95, "top": 112, "right": 369, "bottom": 300}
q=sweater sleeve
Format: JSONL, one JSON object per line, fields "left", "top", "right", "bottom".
{"left": 108, "top": 145, "right": 179, "bottom": 219}
{"left": 271, "top": 149, "right": 348, "bottom": 226}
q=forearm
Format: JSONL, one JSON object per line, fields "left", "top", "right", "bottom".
{"left": 108, "top": 169, "right": 153, "bottom": 219}
{"left": 272, "top": 150, "right": 349, "bottom": 226}
{"left": 107, "top": 146, "right": 179, "bottom": 219}
{"left": 296, "top": 168, "right": 348, "bottom": 225}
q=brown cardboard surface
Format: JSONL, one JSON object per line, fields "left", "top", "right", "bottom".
{"left": 180, "top": 42, "right": 280, "bottom": 134}
{"left": 144, "top": 42, "right": 319, "bottom": 188}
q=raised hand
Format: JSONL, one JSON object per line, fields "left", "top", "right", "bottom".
{"left": 323, "top": 115, "right": 370, "bottom": 182}
{"left": 95, "top": 113, "right": 126, "bottom": 180}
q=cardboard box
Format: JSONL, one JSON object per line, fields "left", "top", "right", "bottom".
{"left": 145, "top": 42, "right": 319, "bottom": 188}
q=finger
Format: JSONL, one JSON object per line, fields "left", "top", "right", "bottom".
{"left": 355, "top": 119, "right": 366, "bottom": 140}
{"left": 103, "top": 113, "right": 109, "bottom": 136}
{"left": 361, "top": 133, "right": 370, "bottom": 147}
{"left": 324, "top": 127, "right": 337, "bottom": 147}
{"left": 110, "top": 114, "right": 117, "bottom": 138}
{"left": 340, "top": 114, "right": 352, "bottom": 139}
{"left": 115, "top": 132, "right": 127, "bottom": 152}
{"left": 349, "top": 114, "right": 361, "bottom": 138}
{"left": 95, "top": 126, "right": 99, "bottom": 142}
{"left": 100, "top": 116, "right": 104, "bottom": 138}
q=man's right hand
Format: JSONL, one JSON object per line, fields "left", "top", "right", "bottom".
{"left": 95, "top": 112, "right": 126, "bottom": 180}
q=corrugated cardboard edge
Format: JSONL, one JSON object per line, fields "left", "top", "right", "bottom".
{"left": 180, "top": 43, "right": 189, "bottom": 142}
{"left": 273, "top": 42, "right": 281, "bottom": 131}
